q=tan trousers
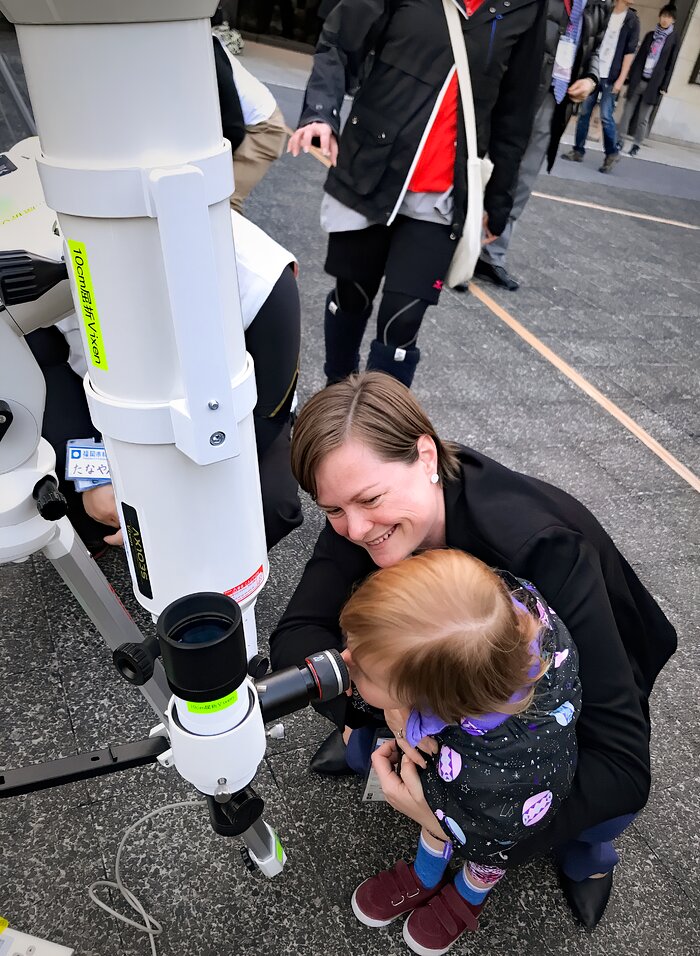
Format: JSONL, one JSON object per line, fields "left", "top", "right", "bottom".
{"left": 231, "top": 106, "right": 287, "bottom": 211}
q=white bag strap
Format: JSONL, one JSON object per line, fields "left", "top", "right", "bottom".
{"left": 442, "top": 0, "right": 478, "bottom": 165}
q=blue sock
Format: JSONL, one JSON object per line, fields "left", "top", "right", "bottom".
{"left": 414, "top": 834, "right": 449, "bottom": 889}
{"left": 453, "top": 866, "right": 491, "bottom": 905}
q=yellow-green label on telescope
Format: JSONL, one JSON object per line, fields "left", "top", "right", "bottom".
{"left": 186, "top": 689, "right": 239, "bottom": 714}
{"left": 67, "top": 240, "right": 109, "bottom": 370}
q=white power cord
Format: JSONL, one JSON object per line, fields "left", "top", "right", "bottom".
{"left": 88, "top": 800, "right": 206, "bottom": 956}
{"left": 88, "top": 723, "right": 286, "bottom": 953}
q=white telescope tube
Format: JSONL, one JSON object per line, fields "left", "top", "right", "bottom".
{"left": 9, "top": 2, "right": 267, "bottom": 646}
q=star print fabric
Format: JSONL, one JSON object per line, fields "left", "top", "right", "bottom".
{"left": 420, "top": 573, "right": 581, "bottom": 866}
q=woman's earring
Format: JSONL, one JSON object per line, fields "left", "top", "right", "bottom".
{"left": 430, "top": 474, "right": 440, "bottom": 485}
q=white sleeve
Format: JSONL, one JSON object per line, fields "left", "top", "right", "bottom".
{"left": 230, "top": 212, "right": 296, "bottom": 330}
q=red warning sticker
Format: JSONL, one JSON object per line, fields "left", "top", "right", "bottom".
{"left": 225, "top": 565, "right": 265, "bottom": 603}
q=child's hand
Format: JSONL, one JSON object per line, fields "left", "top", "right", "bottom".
{"left": 396, "top": 733, "right": 439, "bottom": 770}
{"left": 372, "top": 740, "right": 448, "bottom": 835}
{"left": 384, "top": 708, "right": 438, "bottom": 769}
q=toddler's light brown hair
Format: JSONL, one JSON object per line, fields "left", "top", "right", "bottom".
{"left": 340, "top": 550, "right": 546, "bottom": 723}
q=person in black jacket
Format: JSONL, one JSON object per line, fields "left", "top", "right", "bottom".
{"left": 287, "top": 0, "right": 546, "bottom": 388}
{"left": 477, "top": 0, "right": 612, "bottom": 290}
{"left": 620, "top": 4, "right": 679, "bottom": 156}
{"left": 269, "top": 372, "right": 677, "bottom": 928}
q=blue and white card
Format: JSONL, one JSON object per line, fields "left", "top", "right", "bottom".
{"left": 65, "top": 439, "right": 111, "bottom": 482}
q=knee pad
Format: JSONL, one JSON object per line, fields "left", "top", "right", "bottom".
{"left": 376, "top": 292, "right": 429, "bottom": 349}
{"left": 334, "top": 277, "right": 379, "bottom": 316}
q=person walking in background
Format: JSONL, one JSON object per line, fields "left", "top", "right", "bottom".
{"left": 287, "top": 0, "right": 547, "bottom": 388}
{"left": 619, "top": 4, "right": 679, "bottom": 156}
{"left": 475, "top": 0, "right": 612, "bottom": 292}
{"left": 560, "top": 0, "right": 639, "bottom": 173}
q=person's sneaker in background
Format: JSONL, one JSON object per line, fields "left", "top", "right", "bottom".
{"left": 561, "top": 149, "right": 584, "bottom": 163}
{"left": 599, "top": 154, "right": 620, "bottom": 174}
{"left": 628, "top": 144, "right": 640, "bottom": 157}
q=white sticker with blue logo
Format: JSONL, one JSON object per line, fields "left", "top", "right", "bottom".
{"left": 65, "top": 440, "right": 111, "bottom": 481}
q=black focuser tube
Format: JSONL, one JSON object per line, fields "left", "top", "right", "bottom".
{"left": 256, "top": 649, "right": 349, "bottom": 723}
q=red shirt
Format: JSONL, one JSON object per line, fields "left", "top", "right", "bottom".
{"left": 408, "top": 0, "right": 486, "bottom": 194}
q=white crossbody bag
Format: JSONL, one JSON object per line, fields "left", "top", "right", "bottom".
{"left": 443, "top": 0, "right": 494, "bottom": 287}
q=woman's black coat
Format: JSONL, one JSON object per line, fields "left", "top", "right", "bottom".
{"left": 269, "top": 445, "right": 677, "bottom": 865}
{"left": 627, "top": 28, "right": 680, "bottom": 105}
{"left": 299, "top": 0, "right": 547, "bottom": 237}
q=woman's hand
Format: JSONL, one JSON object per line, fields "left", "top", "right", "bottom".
{"left": 384, "top": 707, "right": 438, "bottom": 769}
{"left": 82, "top": 483, "right": 123, "bottom": 546}
{"left": 372, "top": 739, "right": 448, "bottom": 837}
{"left": 287, "top": 122, "right": 338, "bottom": 165}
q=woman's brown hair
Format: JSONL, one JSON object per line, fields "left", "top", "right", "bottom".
{"left": 340, "top": 550, "right": 546, "bottom": 723}
{"left": 291, "top": 372, "right": 460, "bottom": 500}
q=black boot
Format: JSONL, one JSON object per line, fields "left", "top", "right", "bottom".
{"left": 366, "top": 340, "right": 420, "bottom": 388}
{"left": 559, "top": 870, "right": 614, "bottom": 928}
{"left": 324, "top": 291, "right": 371, "bottom": 385}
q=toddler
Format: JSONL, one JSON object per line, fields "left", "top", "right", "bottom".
{"left": 340, "top": 549, "right": 581, "bottom": 955}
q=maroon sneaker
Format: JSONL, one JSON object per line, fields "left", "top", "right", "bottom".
{"left": 402, "top": 883, "right": 482, "bottom": 955}
{"left": 351, "top": 860, "right": 448, "bottom": 928}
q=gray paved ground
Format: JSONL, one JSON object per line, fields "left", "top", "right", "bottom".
{"left": 1, "top": 37, "right": 700, "bottom": 956}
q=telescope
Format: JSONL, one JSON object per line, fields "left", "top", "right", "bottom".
{"left": 0, "top": 0, "right": 347, "bottom": 884}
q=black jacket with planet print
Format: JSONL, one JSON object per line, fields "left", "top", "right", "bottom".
{"left": 418, "top": 573, "right": 581, "bottom": 866}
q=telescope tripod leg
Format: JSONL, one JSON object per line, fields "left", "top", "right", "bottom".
{"left": 42, "top": 517, "right": 171, "bottom": 720}
{"left": 241, "top": 817, "right": 287, "bottom": 877}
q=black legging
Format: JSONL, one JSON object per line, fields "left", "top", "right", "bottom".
{"left": 27, "top": 265, "right": 302, "bottom": 552}
{"left": 246, "top": 265, "right": 303, "bottom": 548}
{"left": 335, "top": 278, "right": 428, "bottom": 351}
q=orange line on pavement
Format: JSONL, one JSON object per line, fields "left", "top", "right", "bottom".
{"left": 468, "top": 283, "right": 700, "bottom": 494}
{"left": 531, "top": 191, "right": 700, "bottom": 230}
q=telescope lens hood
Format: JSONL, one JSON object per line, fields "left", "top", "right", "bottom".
{"left": 157, "top": 592, "right": 248, "bottom": 703}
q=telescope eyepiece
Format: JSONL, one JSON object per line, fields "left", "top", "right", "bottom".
{"left": 256, "top": 649, "right": 349, "bottom": 723}
{"left": 157, "top": 592, "right": 248, "bottom": 704}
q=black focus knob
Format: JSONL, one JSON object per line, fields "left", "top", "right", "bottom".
{"left": 33, "top": 476, "right": 68, "bottom": 521}
{"left": 247, "top": 653, "right": 269, "bottom": 680}
{"left": 113, "top": 640, "right": 157, "bottom": 685}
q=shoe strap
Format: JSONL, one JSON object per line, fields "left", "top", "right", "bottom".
{"left": 428, "top": 883, "right": 480, "bottom": 935}
{"left": 380, "top": 859, "right": 422, "bottom": 906}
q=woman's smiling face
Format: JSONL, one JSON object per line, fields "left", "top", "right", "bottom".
{"left": 314, "top": 436, "right": 446, "bottom": 567}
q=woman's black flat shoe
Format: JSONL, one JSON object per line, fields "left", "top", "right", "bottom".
{"left": 560, "top": 870, "right": 613, "bottom": 928}
{"left": 309, "top": 729, "right": 354, "bottom": 776}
